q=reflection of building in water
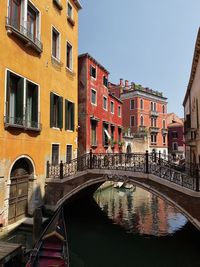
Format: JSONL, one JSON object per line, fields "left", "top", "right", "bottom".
{"left": 94, "top": 184, "right": 185, "bottom": 236}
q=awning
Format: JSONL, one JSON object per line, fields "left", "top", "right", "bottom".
{"left": 104, "top": 128, "right": 111, "bottom": 139}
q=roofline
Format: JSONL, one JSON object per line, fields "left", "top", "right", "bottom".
{"left": 120, "top": 88, "right": 167, "bottom": 100}
{"left": 78, "top": 53, "right": 110, "bottom": 74}
{"left": 73, "top": 0, "right": 82, "bottom": 10}
{"left": 109, "top": 92, "right": 123, "bottom": 103}
{"left": 183, "top": 28, "right": 200, "bottom": 106}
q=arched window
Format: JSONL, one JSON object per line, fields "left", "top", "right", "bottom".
{"left": 140, "top": 115, "right": 144, "bottom": 126}
{"left": 150, "top": 102, "right": 153, "bottom": 111}
{"left": 162, "top": 105, "right": 165, "bottom": 114}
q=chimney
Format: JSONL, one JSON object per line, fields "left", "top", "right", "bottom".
{"left": 119, "top": 78, "right": 124, "bottom": 87}
{"left": 125, "top": 80, "right": 129, "bottom": 87}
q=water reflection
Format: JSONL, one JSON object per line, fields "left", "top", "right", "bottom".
{"left": 94, "top": 183, "right": 187, "bottom": 236}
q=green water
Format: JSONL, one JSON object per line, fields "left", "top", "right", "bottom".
{"left": 66, "top": 185, "right": 200, "bottom": 267}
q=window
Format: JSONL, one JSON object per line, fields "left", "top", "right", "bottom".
{"left": 151, "top": 117, "right": 157, "bottom": 127}
{"left": 52, "top": 27, "right": 60, "bottom": 60}
{"left": 67, "top": 2, "right": 73, "bottom": 18}
{"left": 110, "top": 101, "right": 114, "bottom": 114}
{"left": 91, "top": 120, "right": 97, "bottom": 146}
{"left": 162, "top": 105, "right": 165, "bottom": 114}
{"left": 7, "top": 1, "right": 41, "bottom": 52}
{"left": 150, "top": 102, "right": 153, "bottom": 111}
{"left": 163, "top": 135, "right": 166, "bottom": 145}
{"left": 118, "top": 127, "right": 122, "bottom": 142}
{"left": 66, "top": 144, "right": 72, "bottom": 163}
{"left": 140, "top": 99, "right": 143, "bottom": 109}
{"left": 103, "top": 96, "right": 107, "bottom": 110}
{"left": 66, "top": 42, "right": 73, "bottom": 70}
{"left": 172, "top": 131, "right": 178, "bottom": 138}
{"left": 151, "top": 134, "right": 157, "bottom": 144}
{"left": 103, "top": 123, "right": 110, "bottom": 146}
{"left": 103, "top": 76, "right": 108, "bottom": 87}
{"left": 5, "top": 70, "right": 39, "bottom": 129}
{"left": 65, "top": 100, "right": 74, "bottom": 131}
{"left": 50, "top": 92, "right": 63, "bottom": 129}
{"left": 140, "top": 116, "right": 144, "bottom": 126}
{"left": 163, "top": 120, "right": 166, "bottom": 129}
{"left": 111, "top": 125, "right": 115, "bottom": 141}
{"left": 130, "top": 116, "right": 135, "bottom": 127}
{"left": 118, "top": 106, "right": 121, "bottom": 117}
{"left": 52, "top": 144, "right": 59, "bottom": 165}
{"left": 173, "top": 142, "right": 178, "bottom": 151}
{"left": 130, "top": 99, "right": 135, "bottom": 110}
{"left": 154, "top": 102, "right": 156, "bottom": 111}
{"left": 90, "top": 65, "right": 96, "bottom": 79}
{"left": 91, "top": 89, "right": 97, "bottom": 105}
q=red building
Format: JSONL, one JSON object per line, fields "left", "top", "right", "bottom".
{"left": 166, "top": 113, "right": 185, "bottom": 160}
{"left": 78, "top": 54, "right": 123, "bottom": 155}
{"left": 109, "top": 79, "right": 168, "bottom": 156}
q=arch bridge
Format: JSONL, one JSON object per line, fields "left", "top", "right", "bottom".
{"left": 45, "top": 151, "right": 200, "bottom": 230}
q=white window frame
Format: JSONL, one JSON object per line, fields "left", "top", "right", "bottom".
{"left": 66, "top": 40, "right": 73, "bottom": 71}
{"left": 91, "top": 88, "right": 97, "bottom": 106}
{"left": 118, "top": 106, "right": 121, "bottom": 117}
{"left": 90, "top": 64, "right": 97, "bottom": 80}
{"left": 66, "top": 144, "right": 73, "bottom": 163}
{"left": 103, "top": 95, "right": 108, "bottom": 111}
{"left": 140, "top": 115, "right": 144, "bottom": 126}
{"left": 51, "top": 25, "right": 61, "bottom": 61}
{"left": 163, "top": 119, "right": 166, "bottom": 129}
{"left": 140, "top": 99, "right": 143, "bottom": 109}
{"left": 110, "top": 101, "right": 114, "bottom": 114}
{"left": 130, "top": 99, "right": 135, "bottom": 110}
{"left": 67, "top": 0, "right": 73, "bottom": 19}
{"left": 51, "top": 143, "right": 60, "bottom": 165}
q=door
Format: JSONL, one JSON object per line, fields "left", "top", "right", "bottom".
{"left": 8, "top": 175, "right": 29, "bottom": 224}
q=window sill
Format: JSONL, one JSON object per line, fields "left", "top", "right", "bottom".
{"left": 91, "top": 143, "right": 98, "bottom": 148}
{"left": 4, "top": 122, "right": 41, "bottom": 132}
{"left": 51, "top": 127, "right": 61, "bottom": 130}
{"left": 51, "top": 56, "right": 63, "bottom": 67}
{"left": 66, "top": 129, "right": 74, "bottom": 132}
{"left": 67, "top": 16, "right": 75, "bottom": 27}
{"left": 53, "top": 0, "right": 63, "bottom": 10}
{"left": 65, "top": 67, "right": 75, "bottom": 76}
{"left": 5, "top": 18, "right": 43, "bottom": 54}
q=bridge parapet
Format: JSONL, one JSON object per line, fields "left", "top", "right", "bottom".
{"left": 46, "top": 151, "right": 200, "bottom": 192}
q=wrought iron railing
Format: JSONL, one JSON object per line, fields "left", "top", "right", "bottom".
{"left": 5, "top": 16, "right": 43, "bottom": 53}
{"left": 46, "top": 151, "right": 200, "bottom": 192}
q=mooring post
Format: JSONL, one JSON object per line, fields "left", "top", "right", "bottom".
{"left": 145, "top": 150, "right": 149, "bottom": 174}
{"left": 196, "top": 167, "right": 199, "bottom": 192}
{"left": 46, "top": 160, "right": 50, "bottom": 178}
{"left": 33, "top": 207, "right": 43, "bottom": 244}
{"left": 60, "top": 160, "right": 63, "bottom": 179}
{"left": 89, "top": 149, "right": 93, "bottom": 169}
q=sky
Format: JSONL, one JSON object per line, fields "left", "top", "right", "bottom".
{"left": 78, "top": 0, "right": 200, "bottom": 118}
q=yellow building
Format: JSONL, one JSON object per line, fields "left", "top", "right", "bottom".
{"left": 0, "top": 0, "right": 81, "bottom": 226}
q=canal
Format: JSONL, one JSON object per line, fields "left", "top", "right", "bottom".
{"left": 65, "top": 183, "right": 200, "bottom": 267}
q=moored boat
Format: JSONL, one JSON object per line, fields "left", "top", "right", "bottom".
{"left": 26, "top": 207, "right": 69, "bottom": 267}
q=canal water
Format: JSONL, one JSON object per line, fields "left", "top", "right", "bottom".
{"left": 65, "top": 184, "right": 200, "bottom": 267}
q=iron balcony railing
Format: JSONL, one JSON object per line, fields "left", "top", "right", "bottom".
{"left": 150, "top": 110, "right": 159, "bottom": 117}
{"left": 4, "top": 115, "right": 41, "bottom": 131}
{"left": 149, "top": 126, "right": 159, "bottom": 133}
{"left": 5, "top": 17, "right": 43, "bottom": 53}
{"left": 161, "top": 128, "right": 168, "bottom": 135}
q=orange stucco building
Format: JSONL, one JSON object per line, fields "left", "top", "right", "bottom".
{"left": 0, "top": 0, "right": 81, "bottom": 226}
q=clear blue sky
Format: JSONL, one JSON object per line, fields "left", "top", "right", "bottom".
{"left": 78, "top": 0, "right": 200, "bottom": 117}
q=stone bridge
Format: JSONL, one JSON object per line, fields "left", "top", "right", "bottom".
{"left": 45, "top": 151, "right": 200, "bottom": 230}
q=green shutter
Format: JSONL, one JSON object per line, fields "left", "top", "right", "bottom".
{"left": 50, "top": 92, "right": 54, "bottom": 128}
{"left": 58, "top": 96, "right": 63, "bottom": 129}
{"left": 6, "top": 71, "right": 10, "bottom": 122}
{"left": 71, "top": 103, "right": 74, "bottom": 131}
{"left": 16, "top": 77, "right": 24, "bottom": 124}
{"left": 32, "top": 84, "right": 38, "bottom": 126}
{"left": 65, "top": 99, "right": 68, "bottom": 130}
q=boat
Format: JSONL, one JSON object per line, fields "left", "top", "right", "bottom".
{"left": 113, "top": 181, "right": 124, "bottom": 188}
{"left": 25, "top": 207, "right": 69, "bottom": 267}
{"left": 114, "top": 182, "right": 136, "bottom": 191}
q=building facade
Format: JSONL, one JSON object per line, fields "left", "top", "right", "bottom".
{"left": 166, "top": 113, "right": 184, "bottom": 160}
{"left": 0, "top": 0, "right": 81, "bottom": 226}
{"left": 183, "top": 28, "right": 200, "bottom": 167}
{"left": 78, "top": 54, "right": 123, "bottom": 155}
{"left": 109, "top": 79, "right": 168, "bottom": 155}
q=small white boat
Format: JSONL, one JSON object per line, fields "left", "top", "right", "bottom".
{"left": 113, "top": 182, "right": 124, "bottom": 188}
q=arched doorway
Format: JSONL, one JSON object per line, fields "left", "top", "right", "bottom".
{"left": 8, "top": 158, "right": 33, "bottom": 224}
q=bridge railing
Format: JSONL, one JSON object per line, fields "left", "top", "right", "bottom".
{"left": 46, "top": 150, "right": 200, "bottom": 192}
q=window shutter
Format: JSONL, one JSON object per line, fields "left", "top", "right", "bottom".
{"left": 65, "top": 99, "right": 68, "bottom": 130}
{"left": 32, "top": 85, "right": 38, "bottom": 125}
{"left": 50, "top": 92, "right": 54, "bottom": 128}
{"left": 71, "top": 103, "right": 74, "bottom": 131}
{"left": 58, "top": 96, "right": 63, "bottom": 129}
{"left": 6, "top": 71, "right": 10, "bottom": 121}
{"left": 16, "top": 77, "right": 24, "bottom": 124}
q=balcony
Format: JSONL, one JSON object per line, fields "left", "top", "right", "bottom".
{"left": 150, "top": 110, "right": 158, "bottom": 117}
{"left": 139, "top": 125, "right": 147, "bottom": 133}
{"left": 162, "top": 128, "right": 168, "bottom": 135}
{"left": 4, "top": 115, "right": 41, "bottom": 132}
{"left": 5, "top": 17, "right": 43, "bottom": 54}
{"left": 149, "top": 126, "right": 159, "bottom": 133}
